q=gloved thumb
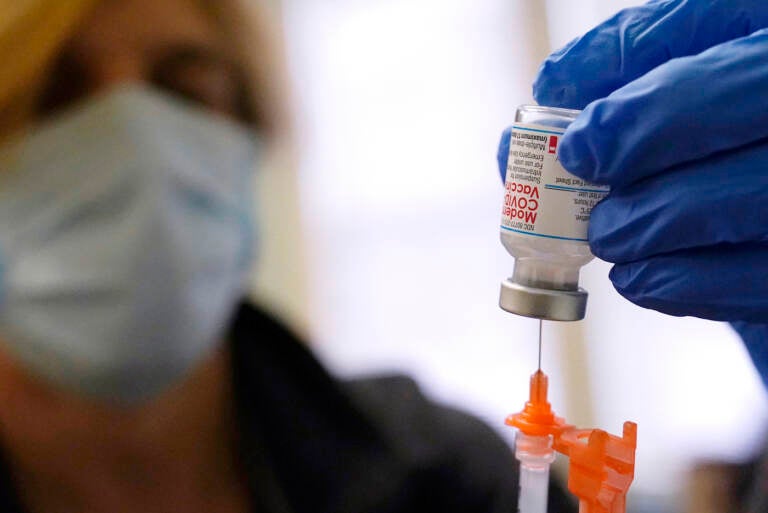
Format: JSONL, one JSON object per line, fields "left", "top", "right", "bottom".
{"left": 732, "top": 322, "right": 768, "bottom": 389}
{"left": 497, "top": 127, "right": 513, "bottom": 183}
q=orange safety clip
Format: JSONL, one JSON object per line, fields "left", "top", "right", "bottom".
{"left": 507, "top": 370, "right": 637, "bottom": 513}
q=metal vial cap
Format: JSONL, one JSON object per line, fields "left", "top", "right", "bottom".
{"left": 499, "top": 278, "right": 587, "bottom": 321}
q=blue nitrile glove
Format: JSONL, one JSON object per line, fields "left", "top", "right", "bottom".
{"left": 498, "top": 0, "right": 768, "bottom": 381}
{"left": 518, "top": 0, "right": 768, "bottom": 322}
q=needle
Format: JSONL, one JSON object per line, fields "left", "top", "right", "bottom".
{"left": 538, "top": 319, "right": 542, "bottom": 371}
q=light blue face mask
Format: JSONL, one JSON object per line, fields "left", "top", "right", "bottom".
{"left": 0, "top": 85, "right": 258, "bottom": 403}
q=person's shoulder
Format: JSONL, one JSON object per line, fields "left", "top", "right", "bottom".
{"left": 342, "top": 375, "right": 508, "bottom": 462}
{"left": 342, "top": 375, "right": 519, "bottom": 512}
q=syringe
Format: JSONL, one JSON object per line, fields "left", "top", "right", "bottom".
{"left": 509, "top": 369, "right": 564, "bottom": 513}
{"left": 513, "top": 320, "right": 554, "bottom": 513}
{"left": 507, "top": 369, "right": 638, "bottom": 513}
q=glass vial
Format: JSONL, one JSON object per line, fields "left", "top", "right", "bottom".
{"left": 499, "top": 105, "right": 608, "bottom": 321}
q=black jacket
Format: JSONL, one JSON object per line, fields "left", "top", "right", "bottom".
{"left": 0, "top": 303, "right": 575, "bottom": 512}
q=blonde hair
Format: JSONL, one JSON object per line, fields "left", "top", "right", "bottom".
{"left": 0, "top": 0, "right": 99, "bottom": 104}
{"left": 0, "top": 1, "right": 97, "bottom": 135}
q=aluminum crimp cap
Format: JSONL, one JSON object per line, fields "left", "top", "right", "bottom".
{"left": 499, "top": 278, "right": 587, "bottom": 321}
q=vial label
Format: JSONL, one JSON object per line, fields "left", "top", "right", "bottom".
{"left": 500, "top": 123, "right": 609, "bottom": 242}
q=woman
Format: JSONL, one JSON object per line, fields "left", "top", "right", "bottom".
{"left": 0, "top": 1, "right": 575, "bottom": 512}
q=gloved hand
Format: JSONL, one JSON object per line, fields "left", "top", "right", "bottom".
{"left": 499, "top": 0, "right": 768, "bottom": 325}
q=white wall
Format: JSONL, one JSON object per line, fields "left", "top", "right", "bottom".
{"left": 282, "top": 0, "right": 550, "bottom": 439}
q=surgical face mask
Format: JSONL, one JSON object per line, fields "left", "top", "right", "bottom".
{"left": 0, "top": 85, "right": 258, "bottom": 403}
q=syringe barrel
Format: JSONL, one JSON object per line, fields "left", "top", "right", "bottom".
{"left": 515, "top": 432, "right": 556, "bottom": 513}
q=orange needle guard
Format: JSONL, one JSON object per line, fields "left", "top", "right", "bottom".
{"left": 507, "top": 371, "right": 637, "bottom": 513}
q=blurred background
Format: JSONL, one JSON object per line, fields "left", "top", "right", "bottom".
{"left": 250, "top": 0, "right": 768, "bottom": 511}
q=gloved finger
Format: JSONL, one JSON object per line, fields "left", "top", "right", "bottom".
{"left": 609, "top": 243, "right": 768, "bottom": 323}
{"left": 558, "top": 29, "right": 768, "bottom": 188}
{"left": 534, "top": 0, "right": 768, "bottom": 109}
{"left": 587, "top": 138, "right": 768, "bottom": 264}
{"left": 497, "top": 127, "right": 513, "bottom": 183}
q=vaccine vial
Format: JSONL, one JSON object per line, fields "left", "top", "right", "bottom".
{"left": 499, "top": 105, "right": 609, "bottom": 321}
